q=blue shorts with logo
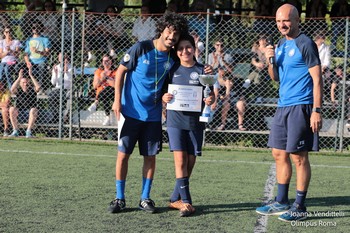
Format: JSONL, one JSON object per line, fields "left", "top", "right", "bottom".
{"left": 118, "top": 116, "right": 162, "bottom": 156}
{"left": 167, "top": 127, "right": 203, "bottom": 156}
{"left": 268, "top": 104, "right": 319, "bottom": 153}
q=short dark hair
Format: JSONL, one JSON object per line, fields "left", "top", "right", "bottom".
{"left": 175, "top": 33, "right": 195, "bottom": 51}
{"left": 155, "top": 12, "right": 188, "bottom": 39}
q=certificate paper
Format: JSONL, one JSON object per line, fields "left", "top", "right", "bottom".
{"left": 166, "top": 84, "right": 202, "bottom": 112}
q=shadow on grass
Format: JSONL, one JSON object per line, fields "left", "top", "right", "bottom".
{"left": 154, "top": 202, "right": 261, "bottom": 216}
{"left": 108, "top": 196, "right": 350, "bottom": 218}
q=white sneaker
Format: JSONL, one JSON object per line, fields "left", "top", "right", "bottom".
{"left": 103, "top": 115, "right": 110, "bottom": 126}
{"left": 110, "top": 49, "right": 117, "bottom": 59}
{"left": 88, "top": 103, "right": 97, "bottom": 113}
{"left": 87, "top": 51, "right": 95, "bottom": 62}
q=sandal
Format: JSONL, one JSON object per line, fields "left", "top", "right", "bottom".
{"left": 238, "top": 124, "right": 246, "bottom": 131}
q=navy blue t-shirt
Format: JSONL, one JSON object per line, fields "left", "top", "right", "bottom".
{"left": 120, "top": 40, "right": 178, "bottom": 121}
{"left": 166, "top": 62, "right": 206, "bottom": 130}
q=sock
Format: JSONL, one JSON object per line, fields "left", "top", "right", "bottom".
{"left": 276, "top": 183, "right": 289, "bottom": 204}
{"left": 295, "top": 190, "right": 307, "bottom": 207}
{"left": 116, "top": 180, "right": 125, "bottom": 200}
{"left": 170, "top": 180, "right": 180, "bottom": 202}
{"left": 177, "top": 177, "right": 191, "bottom": 204}
{"left": 141, "top": 177, "right": 153, "bottom": 200}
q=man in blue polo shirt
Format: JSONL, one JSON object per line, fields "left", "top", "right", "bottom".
{"left": 255, "top": 4, "right": 323, "bottom": 222}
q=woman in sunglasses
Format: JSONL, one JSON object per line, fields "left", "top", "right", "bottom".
{"left": 0, "top": 27, "right": 22, "bottom": 89}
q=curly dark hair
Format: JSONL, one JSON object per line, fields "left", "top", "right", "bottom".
{"left": 155, "top": 12, "right": 189, "bottom": 39}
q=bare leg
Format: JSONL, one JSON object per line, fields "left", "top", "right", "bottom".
{"left": 290, "top": 151, "right": 311, "bottom": 191}
{"left": 1, "top": 106, "right": 9, "bottom": 131}
{"left": 9, "top": 107, "right": 19, "bottom": 130}
{"left": 143, "top": 155, "right": 156, "bottom": 179}
{"left": 116, "top": 152, "right": 130, "bottom": 180}
{"left": 236, "top": 100, "right": 246, "bottom": 130}
{"left": 272, "top": 148, "right": 292, "bottom": 184}
{"left": 173, "top": 151, "right": 189, "bottom": 178}
{"left": 187, "top": 154, "right": 197, "bottom": 178}
{"left": 221, "top": 99, "right": 230, "bottom": 126}
{"left": 27, "top": 108, "right": 38, "bottom": 130}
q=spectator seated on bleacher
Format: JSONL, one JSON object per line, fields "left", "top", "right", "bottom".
{"left": 49, "top": 52, "right": 73, "bottom": 123}
{"left": 211, "top": 67, "right": 246, "bottom": 131}
{"left": 242, "top": 34, "right": 270, "bottom": 101}
{"left": 208, "top": 38, "right": 234, "bottom": 73}
{"left": 0, "top": 80, "right": 11, "bottom": 136}
{"left": 87, "top": 54, "right": 116, "bottom": 126}
{"left": 9, "top": 67, "right": 41, "bottom": 138}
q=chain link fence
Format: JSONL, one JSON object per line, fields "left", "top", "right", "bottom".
{"left": 0, "top": 9, "right": 349, "bottom": 151}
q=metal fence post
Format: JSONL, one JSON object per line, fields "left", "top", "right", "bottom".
{"left": 339, "top": 17, "right": 349, "bottom": 152}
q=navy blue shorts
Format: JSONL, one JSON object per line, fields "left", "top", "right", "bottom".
{"left": 167, "top": 127, "right": 203, "bottom": 156}
{"left": 268, "top": 105, "right": 319, "bottom": 153}
{"left": 118, "top": 116, "right": 162, "bottom": 156}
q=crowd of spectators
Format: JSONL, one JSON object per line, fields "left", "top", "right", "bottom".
{"left": 0, "top": 0, "right": 349, "bottom": 136}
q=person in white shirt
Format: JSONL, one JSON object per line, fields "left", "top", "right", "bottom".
{"left": 0, "top": 27, "right": 22, "bottom": 89}
{"left": 132, "top": 5, "right": 156, "bottom": 42}
{"left": 49, "top": 52, "right": 73, "bottom": 123}
{"left": 313, "top": 31, "right": 331, "bottom": 74}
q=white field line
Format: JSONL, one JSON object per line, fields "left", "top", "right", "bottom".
{"left": 1, "top": 149, "right": 350, "bottom": 169}
{"left": 254, "top": 164, "right": 276, "bottom": 233}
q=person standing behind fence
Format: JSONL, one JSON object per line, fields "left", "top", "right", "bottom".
{"left": 132, "top": 5, "right": 156, "bottom": 42}
{"left": 101, "top": 5, "right": 126, "bottom": 55}
{"left": 162, "top": 34, "right": 214, "bottom": 217}
{"left": 255, "top": 4, "right": 323, "bottom": 222}
{"left": 88, "top": 54, "right": 116, "bottom": 126}
{"left": 0, "top": 26, "right": 22, "bottom": 89}
{"left": 9, "top": 66, "right": 41, "bottom": 138}
{"left": 50, "top": 52, "right": 72, "bottom": 123}
{"left": 0, "top": 80, "right": 11, "bottom": 137}
{"left": 108, "top": 12, "right": 190, "bottom": 214}
{"left": 24, "top": 21, "right": 51, "bottom": 93}
{"left": 330, "top": 0, "right": 350, "bottom": 56}
{"left": 39, "top": 0, "right": 60, "bottom": 52}
{"left": 313, "top": 31, "right": 330, "bottom": 74}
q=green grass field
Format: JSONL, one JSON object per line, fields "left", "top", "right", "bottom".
{"left": 0, "top": 139, "right": 350, "bottom": 233}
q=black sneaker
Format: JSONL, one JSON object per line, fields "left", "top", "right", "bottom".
{"left": 139, "top": 199, "right": 156, "bottom": 213}
{"left": 108, "top": 198, "right": 126, "bottom": 213}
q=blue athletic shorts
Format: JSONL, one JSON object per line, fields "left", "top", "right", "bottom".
{"left": 167, "top": 127, "right": 203, "bottom": 156}
{"left": 268, "top": 104, "right": 319, "bottom": 153}
{"left": 118, "top": 116, "right": 162, "bottom": 156}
